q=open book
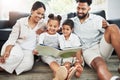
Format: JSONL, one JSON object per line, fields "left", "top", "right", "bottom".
{"left": 35, "top": 45, "right": 81, "bottom": 58}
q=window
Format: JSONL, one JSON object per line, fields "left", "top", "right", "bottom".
{"left": 0, "top": 0, "right": 37, "bottom": 20}
{"left": 0, "top": 0, "right": 107, "bottom": 20}
{"left": 91, "top": 0, "right": 107, "bottom": 12}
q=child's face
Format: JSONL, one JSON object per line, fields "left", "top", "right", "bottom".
{"left": 47, "top": 20, "right": 59, "bottom": 34}
{"left": 62, "top": 25, "right": 72, "bottom": 37}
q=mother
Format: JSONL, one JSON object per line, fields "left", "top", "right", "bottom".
{"left": 0, "top": 1, "right": 46, "bottom": 75}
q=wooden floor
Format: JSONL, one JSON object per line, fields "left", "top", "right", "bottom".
{"left": 0, "top": 55, "right": 120, "bottom": 80}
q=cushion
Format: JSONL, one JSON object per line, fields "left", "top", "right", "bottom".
{"left": 0, "top": 20, "right": 9, "bottom": 29}
{"left": 67, "top": 10, "right": 106, "bottom": 19}
{"left": 107, "top": 19, "right": 120, "bottom": 28}
{"left": 0, "top": 28, "right": 12, "bottom": 51}
{"left": 0, "top": 29, "right": 11, "bottom": 40}
{"left": 92, "top": 10, "right": 106, "bottom": 19}
{"left": 9, "top": 11, "right": 29, "bottom": 27}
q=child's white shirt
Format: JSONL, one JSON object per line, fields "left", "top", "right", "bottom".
{"left": 59, "top": 33, "right": 81, "bottom": 49}
{"left": 39, "top": 32, "right": 60, "bottom": 49}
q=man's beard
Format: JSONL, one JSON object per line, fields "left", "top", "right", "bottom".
{"left": 77, "top": 12, "right": 88, "bottom": 19}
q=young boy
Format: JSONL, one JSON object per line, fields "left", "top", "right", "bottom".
{"left": 59, "top": 19, "right": 84, "bottom": 80}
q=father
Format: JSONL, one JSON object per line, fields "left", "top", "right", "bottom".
{"left": 72, "top": 0, "right": 120, "bottom": 80}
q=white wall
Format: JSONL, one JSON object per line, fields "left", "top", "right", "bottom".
{"left": 107, "top": 0, "right": 120, "bottom": 20}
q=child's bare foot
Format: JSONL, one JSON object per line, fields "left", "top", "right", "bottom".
{"left": 75, "top": 64, "right": 83, "bottom": 78}
{"left": 53, "top": 66, "right": 68, "bottom": 80}
{"left": 67, "top": 67, "right": 77, "bottom": 80}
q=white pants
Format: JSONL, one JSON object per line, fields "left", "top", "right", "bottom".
{"left": 0, "top": 43, "right": 34, "bottom": 75}
{"left": 41, "top": 56, "right": 84, "bottom": 66}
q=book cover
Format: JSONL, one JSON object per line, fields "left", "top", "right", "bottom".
{"left": 35, "top": 45, "right": 81, "bottom": 58}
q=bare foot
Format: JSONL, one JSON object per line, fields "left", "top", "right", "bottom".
{"left": 67, "top": 67, "right": 77, "bottom": 80}
{"left": 53, "top": 66, "right": 68, "bottom": 80}
{"left": 75, "top": 64, "right": 83, "bottom": 78}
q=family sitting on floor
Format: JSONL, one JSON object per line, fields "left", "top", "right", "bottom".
{"left": 0, "top": 0, "right": 120, "bottom": 80}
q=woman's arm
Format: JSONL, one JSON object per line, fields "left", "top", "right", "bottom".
{"left": 1, "top": 20, "right": 21, "bottom": 59}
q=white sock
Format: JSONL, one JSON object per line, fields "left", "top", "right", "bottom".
{"left": 110, "top": 76, "right": 120, "bottom": 80}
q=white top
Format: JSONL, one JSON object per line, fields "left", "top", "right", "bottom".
{"left": 72, "top": 14, "right": 105, "bottom": 50}
{"left": 7, "top": 17, "right": 46, "bottom": 50}
{"left": 39, "top": 32, "right": 60, "bottom": 49}
{"left": 59, "top": 33, "right": 81, "bottom": 49}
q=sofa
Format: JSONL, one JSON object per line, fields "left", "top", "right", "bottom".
{"left": 0, "top": 10, "right": 120, "bottom": 54}
{"left": 0, "top": 12, "right": 29, "bottom": 51}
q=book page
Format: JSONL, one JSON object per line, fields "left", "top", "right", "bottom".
{"left": 59, "top": 47, "right": 81, "bottom": 58}
{"left": 35, "top": 45, "right": 81, "bottom": 58}
{"left": 35, "top": 45, "right": 61, "bottom": 57}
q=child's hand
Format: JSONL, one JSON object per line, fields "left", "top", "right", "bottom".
{"left": 33, "top": 49, "right": 38, "bottom": 55}
{"left": 76, "top": 56, "right": 83, "bottom": 64}
{"left": 78, "top": 57, "right": 83, "bottom": 64}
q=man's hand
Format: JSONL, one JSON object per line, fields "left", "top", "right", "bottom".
{"left": 102, "top": 20, "right": 109, "bottom": 28}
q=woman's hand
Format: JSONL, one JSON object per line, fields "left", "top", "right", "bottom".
{"left": 36, "top": 28, "right": 44, "bottom": 35}
{"left": 3, "top": 45, "right": 14, "bottom": 60}
{"left": 0, "top": 52, "right": 9, "bottom": 63}
{"left": 3, "top": 52, "right": 10, "bottom": 59}
{"left": 0, "top": 56, "right": 5, "bottom": 63}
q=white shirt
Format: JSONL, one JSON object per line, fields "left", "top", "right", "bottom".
{"left": 39, "top": 32, "right": 60, "bottom": 49}
{"left": 72, "top": 14, "right": 105, "bottom": 49}
{"left": 7, "top": 17, "right": 46, "bottom": 50}
{"left": 59, "top": 33, "right": 81, "bottom": 49}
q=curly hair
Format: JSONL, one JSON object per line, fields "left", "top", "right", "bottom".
{"left": 76, "top": 0, "right": 92, "bottom": 6}
{"left": 48, "top": 13, "right": 62, "bottom": 25}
